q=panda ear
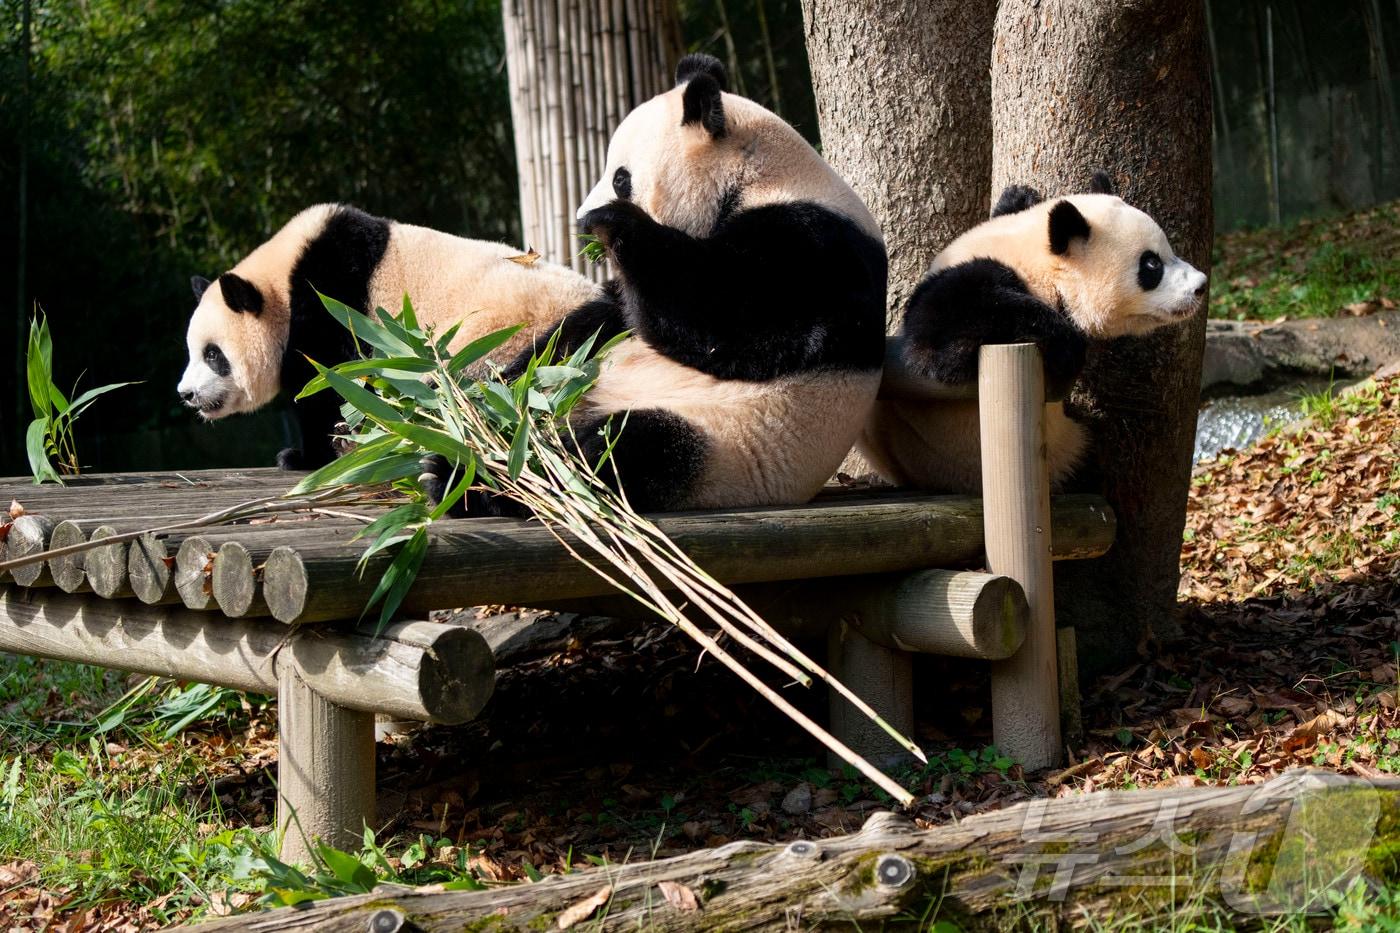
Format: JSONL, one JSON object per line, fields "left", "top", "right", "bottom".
{"left": 191, "top": 275, "right": 212, "bottom": 301}
{"left": 675, "top": 53, "right": 727, "bottom": 92}
{"left": 1048, "top": 201, "right": 1091, "bottom": 255}
{"left": 217, "top": 272, "right": 265, "bottom": 315}
{"left": 682, "top": 74, "right": 726, "bottom": 139}
{"left": 1087, "top": 170, "right": 1117, "bottom": 196}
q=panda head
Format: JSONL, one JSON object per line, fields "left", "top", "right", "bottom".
{"left": 582, "top": 54, "right": 838, "bottom": 239}
{"left": 1040, "top": 179, "right": 1207, "bottom": 338}
{"left": 177, "top": 269, "right": 286, "bottom": 420}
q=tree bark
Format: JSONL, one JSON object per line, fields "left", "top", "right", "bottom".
{"left": 990, "top": 0, "right": 1214, "bottom": 674}
{"left": 195, "top": 769, "right": 1396, "bottom": 930}
{"left": 800, "top": 0, "right": 996, "bottom": 327}
{"left": 501, "top": 0, "right": 680, "bottom": 278}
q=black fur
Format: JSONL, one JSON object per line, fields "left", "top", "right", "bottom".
{"left": 1087, "top": 170, "right": 1117, "bottom": 196}
{"left": 612, "top": 166, "right": 633, "bottom": 200}
{"left": 1138, "top": 250, "right": 1164, "bottom": 290}
{"left": 901, "top": 258, "right": 1088, "bottom": 397}
{"left": 579, "top": 198, "right": 886, "bottom": 380}
{"left": 681, "top": 74, "right": 726, "bottom": 138}
{"left": 217, "top": 272, "right": 264, "bottom": 314}
{"left": 279, "top": 205, "right": 392, "bottom": 469}
{"left": 191, "top": 275, "right": 212, "bottom": 301}
{"left": 1048, "top": 200, "right": 1091, "bottom": 255}
{"left": 501, "top": 280, "right": 627, "bottom": 381}
{"left": 992, "top": 184, "right": 1044, "bottom": 218}
{"left": 573, "top": 409, "right": 709, "bottom": 513}
{"left": 675, "top": 53, "right": 727, "bottom": 90}
{"left": 203, "top": 343, "right": 231, "bottom": 378}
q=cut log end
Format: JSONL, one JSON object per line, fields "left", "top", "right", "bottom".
{"left": 264, "top": 546, "right": 309, "bottom": 623}
{"left": 47, "top": 520, "right": 90, "bottom": 592}
{"left": 128, "top": 533, "right": 174, "bottom": 605}
{"left": 86, "top": 525, "right": 134, "bottom": 599}
{"left": 212, "top": 541, "right": 268, "bottom": 618}
{"left": 174, "top": 535, "right": 216, "bottom": 610}
{"left": 8, "top": 515, "right": 57, "bottom": 587}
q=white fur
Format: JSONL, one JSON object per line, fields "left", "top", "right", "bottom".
{"left": 179, "top": 206, "right": 597, "bottom": 421}
{"left": 858, "top": 193, "right": 1205, "bottom": 494}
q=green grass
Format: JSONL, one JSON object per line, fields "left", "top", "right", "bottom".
{"left": 1210, "top": 200, "right": 1400, "bottom": 321}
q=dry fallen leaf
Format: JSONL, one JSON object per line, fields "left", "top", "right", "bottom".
{"left": 557, "top": 885, "right": 612, "bottom": 929}
{"left": 657, "top": 880, "right": 700, "bottom": 912}
{"left": 508, "top": 248, "right": 542, "bottom": 266}
{"left": 8, "top": 500, "right": 24, "bottom": 519}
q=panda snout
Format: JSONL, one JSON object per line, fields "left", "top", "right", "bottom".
{"left": 180, "top": 388, "right": 196, "bottom": 404}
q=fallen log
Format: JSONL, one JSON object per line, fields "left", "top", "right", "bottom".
{"left": 193, "top": 769, "right": 1399, "bottom": 930}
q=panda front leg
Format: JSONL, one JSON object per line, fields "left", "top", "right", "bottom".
{"left": 278, "top": 390, "right": 343, "bottom": 471}
{"left": 901, "top": 259, "right": 1088, "bottom": 397}
{"left": 572, "top": 408, "right": 709, "bottom": 514}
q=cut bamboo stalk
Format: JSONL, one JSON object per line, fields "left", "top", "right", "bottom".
{"left": 212, "top": 541, "right": 271, "bottom": 618}
{"left": 980, "top": 343, "right": 1061, "bottom": 770}
{"left": 175, "top": 535, "right": 217, "bottom": 610}
{"left": 7, "top": 515, "right": 55, "bottom": 587}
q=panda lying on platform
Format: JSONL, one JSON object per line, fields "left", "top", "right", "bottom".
{"left": 480, "top": 53, "right": 887, "bottom": 513}
{"left": 858, "top": 172, "right": 1208, "bottom": 495}
{"left": 177, "top": 204, "right": 598, "bottom": 469}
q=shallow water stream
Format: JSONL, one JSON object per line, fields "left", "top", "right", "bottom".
{"left": 1193, "top": 377, "right": 1347, "bottom": 463}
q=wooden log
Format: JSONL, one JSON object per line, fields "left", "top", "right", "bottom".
{"left": 191, "top": 769, "right": 1400, "bottom": 929}
{"left": 7, "top": 515, "right": 55, "bottom": 587}
{"left": 541, "top": 569, "right": 1029, "bottom": 661}
{"left": 0, "top": 467, "right": 290, "bottom": 488}
{"left": 47, "top": 519, "right": 95, "bottom": 592}
{"left": 261, "top": 495, "right": 1115, "bottom": 625}
{"left": 0, "top": 589, "right": 494, "bottom": 724}
{"left": 980, "top": 343, "right": 1060, "bottom": 770}
{"left": 174, "top": 535, "right": 217, "bottom": 610}
{"left": 85, "top": 524, "right": 134, "bottom": 599}
{"left": 827, "top": 623, "right": 912, "bottom": 769}
{"left": 1057, "top": 626, "right": 1083, "bottom": 748}
{"left": 128, "top": 532, "right": 185, "bottom": 605}
{"left": 212, "top": 541, "right": 270, "bottom": 618}
{"left": 277, "top": 665, "right": 375, "bottom": 861}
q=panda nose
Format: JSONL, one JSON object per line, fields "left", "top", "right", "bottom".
{"left": 180, "top": 389, "right": 195, "bottom": 403}
{"left": 1194, "top": 280, "right": 1208, "bottom": 298}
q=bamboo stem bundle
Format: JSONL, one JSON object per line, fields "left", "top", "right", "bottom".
{"left": 502, "top": 0, "right": 677, "bottom": 277}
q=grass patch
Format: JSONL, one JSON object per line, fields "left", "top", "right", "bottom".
{"left": 1210, "top": 200, "right": 1400, "bottom": 321}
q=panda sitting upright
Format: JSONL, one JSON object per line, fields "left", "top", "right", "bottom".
{"left": 857, "top": 172, "right": 1207, "bottom": 494}
{"left": 494, "top": 53, "right": 888, "bottom": 512}
{"left": 177, "top": 204, "right": 599, "bottom": 469}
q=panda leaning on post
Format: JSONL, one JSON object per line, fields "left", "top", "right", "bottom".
{"left": 857, "top": 171, "right": 1209, "bottom": 495}
{"left": 177, "top": 205, "right": 599, "bottom": 469}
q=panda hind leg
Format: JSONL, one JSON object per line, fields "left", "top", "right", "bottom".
{"left": 574, "top": 409, "right": 708, "bottom": 513}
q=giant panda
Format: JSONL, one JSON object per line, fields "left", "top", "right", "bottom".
{"left": 177, "top": 204, "right": 598, "bottom": 469}
{"left": 485, "top": 54, "right": 887, "bottom": 513}
{"left": 857, "top": 172, "right": 1208, "bottom": 494}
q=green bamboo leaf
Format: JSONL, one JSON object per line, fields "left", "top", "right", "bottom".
{"left": 434, "top": 322, "right": 463, "bottom": 357}
{"left": 430, "top": 458, "right": 475, "bottom": 519}
{"left": 399, "top": 293, "right": 419, "bottom": 332}
{"left": 374, "top": 308, "right": 433, "bottom": 359}
{"left": 297, "top": 358, "right": 436, "bottom": 399}
{"left": 364, "top": 527, "right": 429, "bottom": 632}
{"left": 308, "top": 358, "right": 405, "bottom": 426}
{"left": 289, "top": 435, "right": 401, "bottom": 493}
{"left": 26, "top": 319, "right": 52, "bottom": 420}
{"left": 507, "top": 424, "right": 529, "bottom": 480}
{"left": 381, "top": 421, "right": 477, "bottom": 464}
{"left": 316, "top": 291, "right": 416, "bottom": 358}
{"left": 25, "top": 419, "right": 62, "bottom": 485}
{"left": 446, "top": 325, "right": 524, "bottom": 374}
{"left": 65, "top": 381, "right": 140, "bottom": 418}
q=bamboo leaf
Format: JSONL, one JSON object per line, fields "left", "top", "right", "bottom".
{"left": 308, "top": 358, "right": 405, "bottom": 426}
{"left": 25, "top": 419, "right": 62, "bottom": 486}
{"left": 363, "top": 527, "right": 429, "bottom": 632}
{"left": 297, "top": 358, "right": 435, "bottom": 400}
{"left": 316, "top": 291, "right": 416, "bottom": 358}
{"left": 447, "top": 325, "right": 524, "bottom": 374}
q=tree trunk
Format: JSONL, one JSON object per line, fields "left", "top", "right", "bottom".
{"left": 800, "top": 0, "right": 996, "bottom": 328}
{"left": 195, "top": 769, "right": 1396, "bottom": 930}
{"left": 501, "top": 0, "right": 680, "bottom": 278}
{"left": 990, "top": 0, "right": 1214, "bottom": 675}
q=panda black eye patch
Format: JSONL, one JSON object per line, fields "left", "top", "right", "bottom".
{"left": 203, "top": 344, "right": 231, "bottom": 377}
{"left": 1138, "top": 251, "right": 1164, "bottom": 290}
{"left": 612, "top": 167, "right": 632, "bottom": 200}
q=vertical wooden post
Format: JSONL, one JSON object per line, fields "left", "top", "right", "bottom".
{"left": 979, "top": 343, "right": 1062, "bottom": 770}
{"left": 826, "top": 622, "right": 914, "bottom": 770}
{"left": 277, "top": 665, "right": 376, "bottom": 863}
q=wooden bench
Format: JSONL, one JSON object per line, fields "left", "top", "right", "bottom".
{"left": 0, "top": 343, "right": 1114, "bottom": 862}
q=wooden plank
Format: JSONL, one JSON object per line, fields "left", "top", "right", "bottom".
{"left": 0, "top": 588, "right": 494, "bottom": 723}
{"left": 261, "top": 495, "right": 1114, "bottom": 624}
{"left": 191, "top": 769, "right": 1397, "bottom": 928}
{"left": 980, "top": 344, "right": 1061, "bottom": 770}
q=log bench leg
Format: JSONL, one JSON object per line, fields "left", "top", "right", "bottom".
{"left": 826, "top": 623, "right": 914, "bottom": 771}
{"left": 277, "top": 664, "right": 376, "bottom": 863}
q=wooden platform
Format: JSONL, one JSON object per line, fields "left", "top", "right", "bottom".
{"left": 0, "top": 343, "right": 1110, "bottom": 861}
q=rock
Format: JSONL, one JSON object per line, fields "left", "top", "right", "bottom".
{"left": 1202, "top": 311, "right": 1400, "bottom": 393}
{"left": 781, "top": 783, "right": 814, "bottom": 815}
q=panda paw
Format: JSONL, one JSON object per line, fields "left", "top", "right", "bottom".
{"left": 1035, "top": 333, "right": 1089, "bottom": 399}
{"left": 903, "top": 338, "right": 981, "bottom": 386}
{"left": 580, "top": 199, "right": 651, "bottom": 250}
{"left": 276, "top": 447, "right": 308, "bottom": 471}
{"left": 418, "top": 454, "right": 469, "bottom": 518}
